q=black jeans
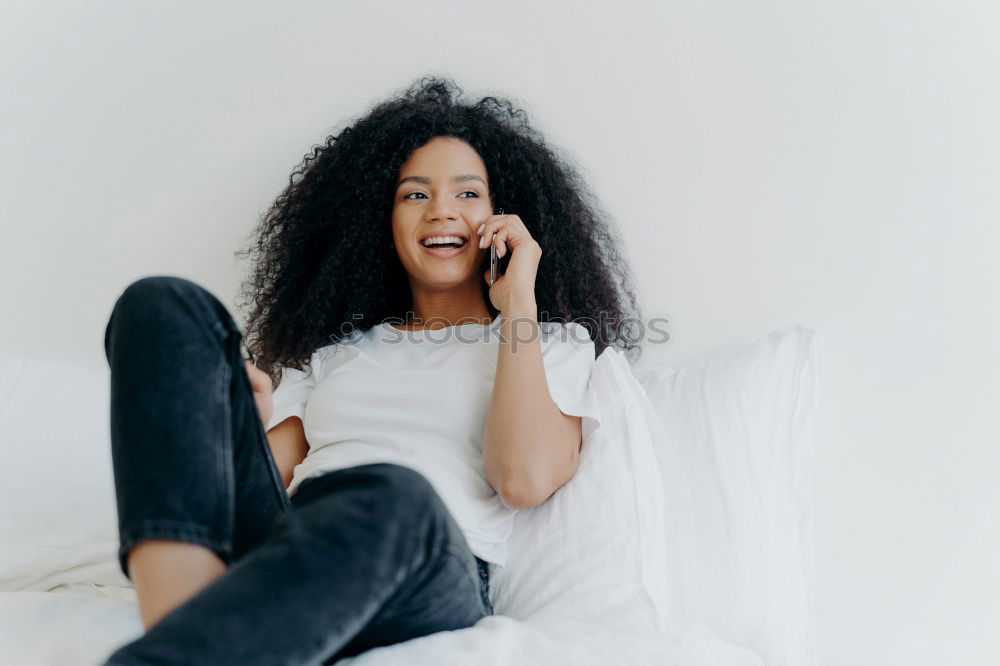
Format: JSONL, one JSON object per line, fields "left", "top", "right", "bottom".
{"left": 101, "top": 275, "right": 493, "bottom": 666}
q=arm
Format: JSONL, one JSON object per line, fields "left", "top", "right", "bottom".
{"left": 482, "top": 296, "right": 583, "bottom": 510}
{"left": 266, "top": 416, "right": 309, "bottom": 489}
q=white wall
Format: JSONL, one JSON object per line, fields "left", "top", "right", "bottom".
{"left": 2, "top": 1, "right": 996, "bottom": 664}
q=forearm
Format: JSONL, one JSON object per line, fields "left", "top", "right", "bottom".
{"left": 266, "top": 417, "right": 309, "bottom": 489}
{"left": 482, "top": 297, "right": 580, "bottom": 508}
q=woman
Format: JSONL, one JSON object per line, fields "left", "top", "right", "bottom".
{"left": 102, "top": 75, "right": 641, "bottom": 665}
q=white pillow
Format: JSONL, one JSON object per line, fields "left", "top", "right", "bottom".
{"left": 490, "top": 345, "right": 670, "bottom": 633}
{"left": 0, "top": 353, "right": 127, "bottom": 591}
{"left": 631, "top": 323, "right": 823, "bottom": 666}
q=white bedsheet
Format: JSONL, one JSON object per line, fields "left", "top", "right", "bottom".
{"left": 0, "top": 583, "right": 765, "bottom": 666}
{"left": 0, "top": 323, "right": 819, "bottom": 666}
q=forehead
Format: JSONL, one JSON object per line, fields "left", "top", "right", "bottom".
{"left": 399, "top": 137, "right": 487, "bottom": 176}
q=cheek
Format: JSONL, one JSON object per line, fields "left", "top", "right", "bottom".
{"left": 391, "top": 210, "right": 418, "bottom": 240}
{"left": 388, "top": 223, "right": 404, "bottom": 250}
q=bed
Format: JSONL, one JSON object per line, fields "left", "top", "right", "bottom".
{"left": 0, "top": 323, "right": 822, "bottom": 666}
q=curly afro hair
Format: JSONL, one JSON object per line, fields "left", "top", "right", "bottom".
{"left": 234, "top": 74, "right": 644, "bottom": 385}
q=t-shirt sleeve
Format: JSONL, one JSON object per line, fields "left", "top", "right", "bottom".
{"left": 266, "top": 355, "right": 321, "bottom": 433}
{"left": 539, "top": 322, "right": 599, "bottom": 422}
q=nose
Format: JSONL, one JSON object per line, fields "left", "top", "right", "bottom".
{"left": 425, "top": 196, "right": 459, "bottom": 222}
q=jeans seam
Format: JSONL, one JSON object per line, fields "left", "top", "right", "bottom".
{"left": 246, "top": 370, "right": 293, "bottom": 513}
{"left": 220, "top": 337, "right": 235, "bottom": 559}
{"left": 226, "top": 327, "right": 292, "bottom": 513}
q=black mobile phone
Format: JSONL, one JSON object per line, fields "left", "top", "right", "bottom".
{"left": 489, "top": 208, "right": 501, "bottom": 285}
{"left": 489, "top": 207, "right": 509, "bottom": 285}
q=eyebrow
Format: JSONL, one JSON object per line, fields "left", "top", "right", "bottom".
{"left": 396, "top": 174, "right": 487, "bottom": 189}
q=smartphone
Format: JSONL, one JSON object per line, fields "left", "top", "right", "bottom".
{"left": 490, "top": 207, "right": 504, "bottom": 285}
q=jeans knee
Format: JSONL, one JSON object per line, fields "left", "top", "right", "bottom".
{"left": 109, "top": 275, "right": 180, "bottom": 323}
{"left": 294, "top": 464, "right": 447, "bottom": 535}
{"left": 365, "top": 464, "right": 444, "bottom": 514}
{"left": 107, "top": 276, "right": 177, "bottom": 353}
{"left": 117, "top": 275, "right": 197, "bottom": 308}
{"left": 106, "top": 275, "right": 231, "bottom": 351}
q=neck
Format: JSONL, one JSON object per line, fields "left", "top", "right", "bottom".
{"left": 400, "top": 280, "right": 493, "bottom": 330}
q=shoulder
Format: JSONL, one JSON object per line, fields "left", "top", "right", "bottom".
{"left": 312, "top": 328, "right": 371, "bottom": 377}
{"left": 538, "top": 321, "right": 596, "bottom": 359}
{"left": 539, "top": 320, "right": 594, "bottom": 343}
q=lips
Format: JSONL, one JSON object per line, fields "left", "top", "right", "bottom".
{"left": 420, "top": 242, "right": 470, "bottom": 258}
{"left": 417, "top": 230, "right": 473, "bottom": 259}
{"left": 418, "top": 231, "right": 470, "bottom": 245}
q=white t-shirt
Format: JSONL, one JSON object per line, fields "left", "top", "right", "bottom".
{"left": 265, "top": 318, "right": 599, "bottom": 567}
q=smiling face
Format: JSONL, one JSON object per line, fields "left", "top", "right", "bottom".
{"left": 391, "top": 136, "right": 494, "bottom": 293}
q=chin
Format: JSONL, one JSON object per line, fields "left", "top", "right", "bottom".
{"left": 413, "top": 268, "right": 476, "bottom": 288}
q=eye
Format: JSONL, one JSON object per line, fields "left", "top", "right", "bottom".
{"left": 403, "top": 191, "right": 480, "bottom": 200}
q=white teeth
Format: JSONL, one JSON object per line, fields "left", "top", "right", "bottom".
{"left": 421, "top": 235, "right": 466, "bottom": 247}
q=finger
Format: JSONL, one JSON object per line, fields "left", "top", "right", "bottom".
{"left": 478, "top": 224, "right": 492, "bottom": 248}
{"left": 495, "top": 229, "right": 509, "bottom": 258}
{"left": 478, "top": 217, "right": 504, "bottom": 248}
{"left": 476, "top": 217, "right": 496, "bottom": 239}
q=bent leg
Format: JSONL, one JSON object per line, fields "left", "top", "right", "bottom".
{"left": 104, "top": 274, "right": 291, "bottom": 583}
{"left": 102, "top": 463, "right": 489, "bottom": 666}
